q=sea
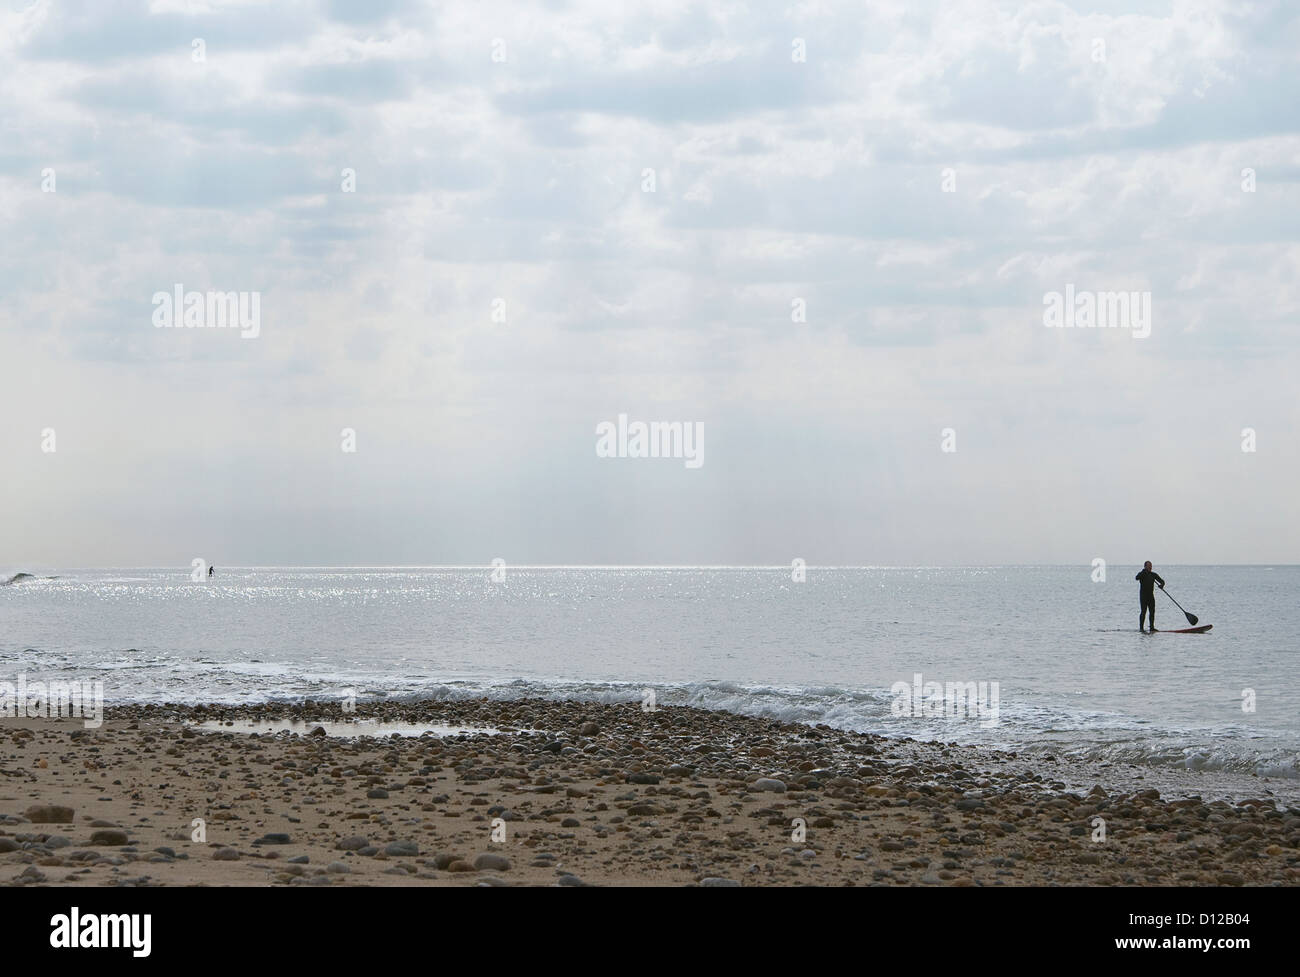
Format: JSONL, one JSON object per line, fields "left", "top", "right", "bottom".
{"left": 2, "top": 565, "right": 1297, "bottom": 803}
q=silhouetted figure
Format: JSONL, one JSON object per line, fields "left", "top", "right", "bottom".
{"left": 1136, "top": 561, "right": 1164, "bottom": 632}
{"left": 209, "top": 565, "right": 215, "bottom": 578}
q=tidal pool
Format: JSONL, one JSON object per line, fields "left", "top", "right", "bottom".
{"left": 193, "top": 719, "right": 504, "bottom": 738}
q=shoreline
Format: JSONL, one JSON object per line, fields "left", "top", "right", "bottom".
{"left": 3, "top": 697, "right": 1298, "bottom": 886}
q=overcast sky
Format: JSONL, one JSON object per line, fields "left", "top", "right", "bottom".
{"left": 1, "top": 0, "right": 1297, "bottom": 567}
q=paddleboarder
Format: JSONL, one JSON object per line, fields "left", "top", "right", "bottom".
{"left": 1136, "top": 561, "right": 1165, "bottom": 632}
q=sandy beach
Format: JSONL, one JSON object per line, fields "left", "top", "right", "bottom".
{"left": 2, "top": 698, "right": 1298, "bottom": 887}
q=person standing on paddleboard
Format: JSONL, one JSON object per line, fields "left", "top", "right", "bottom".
{"left": 1136, "top": 561, "right": 1165, "bottom": 632}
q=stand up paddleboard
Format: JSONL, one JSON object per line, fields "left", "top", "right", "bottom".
{"left": 1157, "top": 625, "right": 1212, "bottom": 633}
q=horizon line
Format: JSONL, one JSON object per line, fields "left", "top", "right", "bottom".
{"left": 8, "top": 563, "right": 1299, "bottom": 571}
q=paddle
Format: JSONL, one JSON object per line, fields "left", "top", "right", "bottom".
{"left": 1159, "top": 586, "right": 1199, "bottom": 626}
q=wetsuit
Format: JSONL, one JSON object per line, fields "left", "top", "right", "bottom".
{"left": 1136, "top": 568, "right": 1164, "bottom": 631}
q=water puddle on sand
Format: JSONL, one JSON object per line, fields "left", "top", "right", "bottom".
{"left": 193, "top": 719, "right": 504, "bottom": 738}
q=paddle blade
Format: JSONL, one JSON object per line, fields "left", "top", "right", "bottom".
{"left": 1185, "top": 612, "right": 1199, "bottom": 626}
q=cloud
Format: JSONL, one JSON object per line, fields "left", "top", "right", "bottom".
{"left": 1, "top": 0, "right": 1298, "bottom": 563}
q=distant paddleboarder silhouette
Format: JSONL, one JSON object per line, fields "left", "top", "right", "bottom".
{"left": 1136, "top": 561, "right": 1165, "bottom": 632}
{"left": 209, "top": 565, "right": 215, "bottom": 578}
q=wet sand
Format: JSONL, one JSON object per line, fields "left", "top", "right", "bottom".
{"left": 2, "top": 698, "right": 1298, "bottom": 886}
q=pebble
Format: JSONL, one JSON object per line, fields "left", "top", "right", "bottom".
{"left": 9, "top": 695, "right": 1293, "bottom": 890}
{"left": 24, "top": 805, "right": 75, "bottom": 824}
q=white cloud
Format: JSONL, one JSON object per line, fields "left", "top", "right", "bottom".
{"left": 1, "top": 0, "right": 1298, "bottom": 564}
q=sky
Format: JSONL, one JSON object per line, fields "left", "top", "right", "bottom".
{"left": 1, "top": 0, "right": 1298, "bottom": 567}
